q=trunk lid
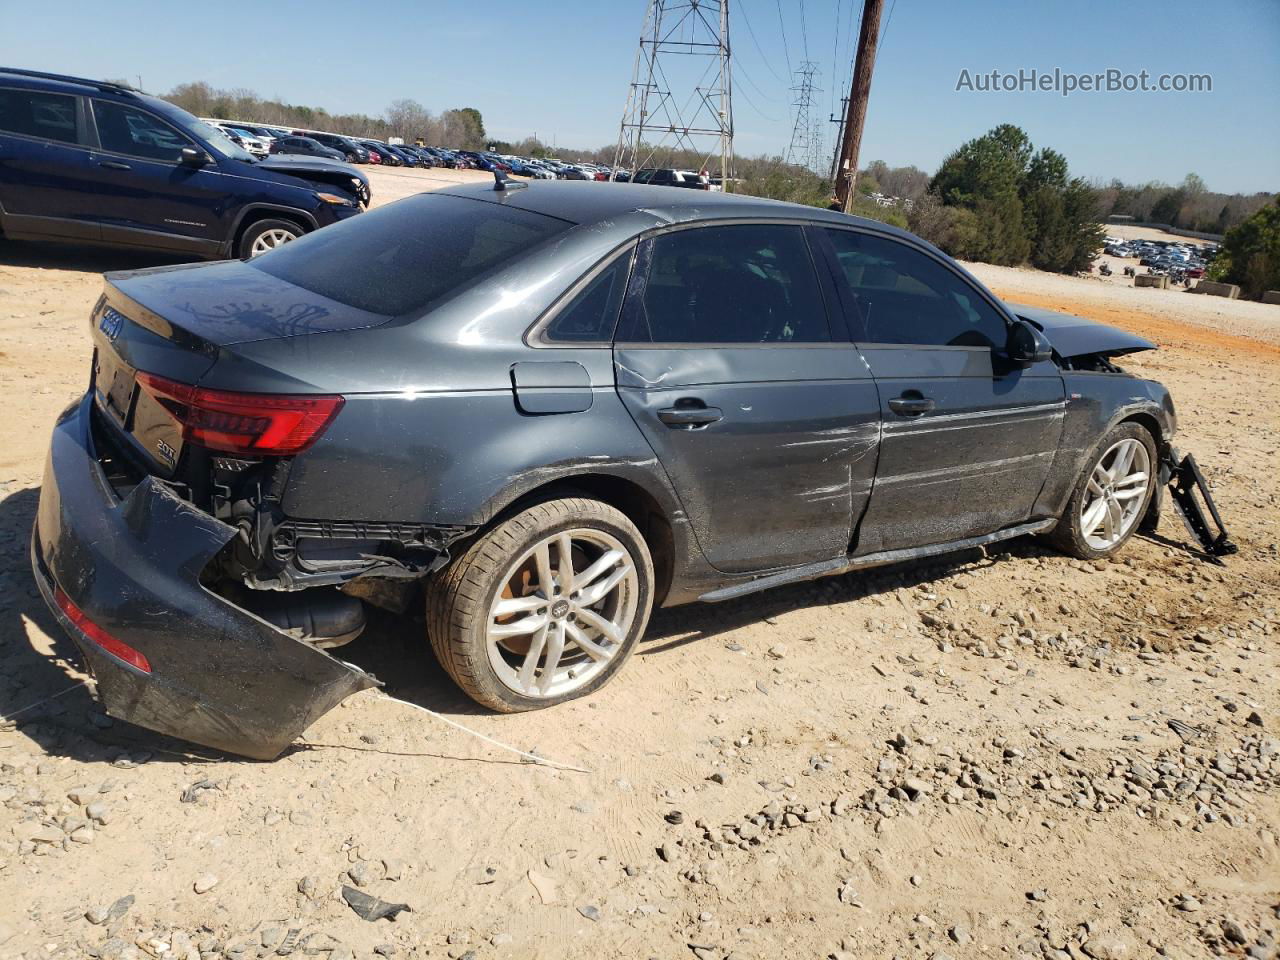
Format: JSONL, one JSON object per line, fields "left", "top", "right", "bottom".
{"left": 104, "top": 260, "right": 389, "bottom": 345}
{"left": 91, "top": 262, "right": 384, "bottom": 478}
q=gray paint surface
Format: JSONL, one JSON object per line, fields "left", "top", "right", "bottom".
{"left": 94, "top": 181, "right": 1174, "bottom": 604}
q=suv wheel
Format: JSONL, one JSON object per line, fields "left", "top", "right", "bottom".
{"left": 426, "top": 498, "right": 654, "bottom": 712}
{"left": 1047, "top": 422, "right": 1157, "bottom": 560}
{"left": 239, "top": 219, "right": 303, "bottom": 259}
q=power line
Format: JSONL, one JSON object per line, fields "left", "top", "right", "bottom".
{"left": 829, "top": 0, "right": 846, "bottom": 123}
{"left": 737, "top": 0, "right": 785, "bottom": 83}
{"left": 774, "top": 0, "right": 794, "bottom": 80}
{"left": 879, "top": 0, "right": 898, "bottom": 45}
{"left": 798, "top": 0, "right": 810, "bottom": 59}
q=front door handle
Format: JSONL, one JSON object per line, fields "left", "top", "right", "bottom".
{"left": 658, "top": 404, "right": 723, "bottom": 428}
{"left": 888, "top": 394, "right": 935, "bottom": 417}
{"left": 98, "top": 160, "right": 132, "bottom": 171}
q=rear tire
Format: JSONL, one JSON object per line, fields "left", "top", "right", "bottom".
{"left": 1046, "top": 421, "right": 1157, "bottom": 560}
{"left": 238, "top": 218, "right": 303, "bottom": 260}
{"left": 426, "top": 498, "right": 654, "bottom": 712}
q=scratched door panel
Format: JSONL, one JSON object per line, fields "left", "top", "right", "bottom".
{"left": 855, "top": 344, "right": 1065, "bottom": 553}
{"left": 614, "top": 344, "right": 880, "bottom": 574}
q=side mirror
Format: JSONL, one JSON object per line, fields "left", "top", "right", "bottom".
{"left": 1006, "top": 318, "right": 1053, "bottom": 367}
{"left": 180, "top": 146, "right": 212, "bottom": 167}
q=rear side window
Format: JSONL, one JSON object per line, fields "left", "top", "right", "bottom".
{"left": 0, "top": 88, "right": 78, "bottom": 144}
{"left": 543, "top": 251, "right": 632, "bottom": 343}
{"left": 251, "top": 193, "right": 572, "bottom": 316}
{"left": 617, "top": 224, "right": 829, "bottom": 344}
{"left": 824, "top": 229, "right": 1008, "bottom": 348}
{"left": 94, "top": 101, "right": 192, "bottom": 161}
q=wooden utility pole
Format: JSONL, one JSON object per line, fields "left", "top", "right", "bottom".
{"left": 833, "top": 0, "right": 885, "bottom": 213}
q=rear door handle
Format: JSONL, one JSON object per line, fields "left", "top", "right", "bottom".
{"left": 888, "top": 395, "right": 935, "bottom": 417}
{"left": 658, "top": 405, "right": 723, "bottom": 428}
{"left": 98, "top": 160, "right": 131, "bottom": 170}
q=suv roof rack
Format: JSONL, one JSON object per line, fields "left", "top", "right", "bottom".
{"left": 0, "top": 67, "right": 139, "bottom": 96}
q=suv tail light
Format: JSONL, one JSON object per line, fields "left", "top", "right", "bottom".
{"left": 136, "top": 372, "right": 344, "bottom": 456}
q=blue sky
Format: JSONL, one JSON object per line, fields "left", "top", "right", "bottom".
{"left": 2, "top": 0, "right": 1277, "bottom": 193}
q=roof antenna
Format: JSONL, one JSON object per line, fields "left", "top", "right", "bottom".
{"left": 493, "top": 169, "right": 527, "bottom": 192}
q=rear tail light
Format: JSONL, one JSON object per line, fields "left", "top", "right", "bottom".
{"left": 54, "top": 587, "right": 152, "bottom": 673}
{"left": 136, "top": 372, "right": 344, "bottom": 456}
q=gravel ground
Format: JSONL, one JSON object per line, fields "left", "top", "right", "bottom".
{"left": 0, "top": 172, "right": 1276, "bottom": 959}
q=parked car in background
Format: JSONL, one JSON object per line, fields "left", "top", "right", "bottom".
{"left": 221, "top": 125, "right": 270, "bottom": 158}
{"left": 386, "top": 143, "right": 420, "bottom": 167}
{"left": 0, "top": 68, "right": 367, "bottom": 259}
{"left": 270, "top": 135, "right": 346, "bottom": 161}
{"left": 360, "top": 140, "right": 400, "bottom": 166}
{"left": 305, "top": 132, "right": 369, "bottom": 164}
{"left": 460, "top": 151, "right": 511, "bottom": 173}
{"left": 632, "top": 168, "right": 711, "bottom": 189}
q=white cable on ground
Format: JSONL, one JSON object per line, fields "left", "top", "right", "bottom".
{"left": 0, "top": 679, "right": 91, "bottom": 724}
{"left": 373, "top": 691, "right": 591, "bottom": 774}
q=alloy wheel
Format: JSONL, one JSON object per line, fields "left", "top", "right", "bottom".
{"left": 485, "top": 529, "right": 639, "bottom": 698}
{"left": 1078, "top": 438, "right": 1151, "bottom": 550}
{"left": 249, "top": 228, "right": 297, "bottom": 257}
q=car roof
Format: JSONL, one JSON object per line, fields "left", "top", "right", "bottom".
{"left": 0, "top": 67, "right": 135, "bottom": 97}
{"left": 433, "top": 180, "right": 913, "bottom": 238}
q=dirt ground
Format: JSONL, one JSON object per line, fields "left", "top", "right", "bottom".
{"left": 1, "top": 169, "right": 1277, "bottom": 960}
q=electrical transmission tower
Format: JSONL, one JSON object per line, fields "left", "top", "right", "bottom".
{"left": 786, "top": 61, "right": 823, "bottom": 173}
{"left": 613, "top": 1, "right": 734, "bottom": 187}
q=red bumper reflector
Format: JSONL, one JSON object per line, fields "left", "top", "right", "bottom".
{"left": 54, "top": 587, "right": 152, "bottom": 673}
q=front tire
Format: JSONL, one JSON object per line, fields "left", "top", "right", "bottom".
{"left": 238, "top": 218, "right": 303, "bottom": 260}
{"left": 1047, "top": 421, "right": 1157, "bottom": 560}
{"left": 426, "top": 498, "right": 654, "bottom": 712}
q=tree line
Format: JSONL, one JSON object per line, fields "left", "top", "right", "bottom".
{"left": 1096, "top": 174, "right": 1272, "bottom": 235}
{"left": 163, "top": 83, "right": 488, "bottom": 150}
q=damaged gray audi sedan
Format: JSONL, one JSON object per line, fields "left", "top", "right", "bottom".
{"left": 34, "top": 179, "right": 1211, "bottom": 759}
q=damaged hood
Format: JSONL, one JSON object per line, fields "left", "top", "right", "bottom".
{"left": 1006, "top": 302, "right": 1156, "bottom": 359}
{"left": 255, "top": 155, "right": 370, "bottom": 204}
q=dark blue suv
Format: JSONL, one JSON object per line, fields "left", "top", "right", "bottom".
{"left": 0, "top": 69, "right": 369, "bottom": 260}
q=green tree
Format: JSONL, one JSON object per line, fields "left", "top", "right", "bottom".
{"left": 457, "top": 107, "right": 485, "bottom": 140}
{"left": 924, "top": 125, "right": 1102, "bottom": 272}
{"left": 929, "top": 125, "right": 1033, "bottom": 265}
{"left": 1208, "top": 196, "right": 1280, "bottom": 299}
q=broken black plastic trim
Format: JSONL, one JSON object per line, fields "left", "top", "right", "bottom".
{"left": 1165, "top": 449, "right": 1237, "bottom": 560}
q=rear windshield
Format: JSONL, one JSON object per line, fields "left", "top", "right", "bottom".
{"left": 251, "top": 194, "right": 573, "bottom": 315}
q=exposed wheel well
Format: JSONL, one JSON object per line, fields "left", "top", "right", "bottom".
{"left": 1120, "top": 412, "right": 1163, "bottom": 446}
{"left": 494, "top": 475, "right": 676, "bottom": 606}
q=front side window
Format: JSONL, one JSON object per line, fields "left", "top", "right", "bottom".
{"left": 93, "top": 101, "right": 192, "bottom": 162}
{"left": 543, "top": 251, "right": 632, "bottom": 343}
{"left": 0, "top": 88, "right": 78, "bottom": 144}
{"left": 618, "top": 224, "right": 829, "bottom": 344}
{"left": 824, "top": 229, "right": 1008, "bottom": 348}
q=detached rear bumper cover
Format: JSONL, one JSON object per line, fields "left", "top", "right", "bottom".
{"left": 31, "top": 395, "right": 377, "bottom": 760}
